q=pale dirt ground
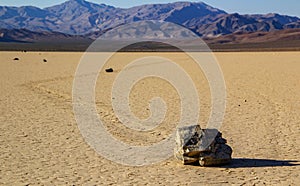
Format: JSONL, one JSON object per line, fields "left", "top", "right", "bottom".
{"left": 0, "top": 51, "right": 299, "bottom": 185}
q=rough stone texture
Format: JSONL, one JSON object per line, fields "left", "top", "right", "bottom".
{"left": 175, "top": 125, "right": 232, "bottom": 166}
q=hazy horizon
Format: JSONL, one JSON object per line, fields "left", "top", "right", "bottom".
{"left": 1, "top": 0, "right": 300, "bottom": 17}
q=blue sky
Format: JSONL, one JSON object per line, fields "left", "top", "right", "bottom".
{"left": 1, "top": 0, "right": 300, "bottom": 17}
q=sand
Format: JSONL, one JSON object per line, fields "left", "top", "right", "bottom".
{"left": 0, "top": 51, "right": 299, "bottom": 185}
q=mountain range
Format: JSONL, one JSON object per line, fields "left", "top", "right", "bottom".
{"left": 0, "top": 0, "right": 300, "bottom": 43}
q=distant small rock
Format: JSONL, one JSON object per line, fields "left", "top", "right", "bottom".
{"left": 13, "top": 57, "right": 19, "bottom": 61}
{"left": 105, "top": 68, "right": 114, "bottom": 73}
{"left": 43, "top": 59, "right": 47, "bottom": 62}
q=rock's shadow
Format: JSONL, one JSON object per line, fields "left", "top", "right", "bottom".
{"left": 224, "top": 158, "right": 300, "bottom": 168}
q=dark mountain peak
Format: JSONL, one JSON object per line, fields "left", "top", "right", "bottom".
{"left": 61, "top": 0, "right": 88, "bottom": 5}
{"left": 124, "top": 1, "right": 226, "bottom": 26}
{"left": 164, "top": 1, "right": 226, "bottom": 24}
{"left": 64, "top": 0, "right": 98, "bottom": 7}
{"left": 265, "top": 13, "right": 280, "bottom": 17}
{"left": 173, "top": 1, "right": 219, "bottom": 8}
{"left": 264, "top": 13, "right": 297, "bottom": 18}
{"left": 230, "top": 13, "right": 241, "bottom": 17}
{"left": 19, "top": 5, "right": 41, "bottom": 10}
{"left": 67, "top": 0, "right": 88, "bottom": 6}
{"left": 171, "top": 1, "right": 202, "bottom": 7}
{"left": 247, "top": 13, "right": 299, "bottom": 26}
{"left": 42, "top": 0, "right": 117, "bottom": 34}
{"left": 173, "top": 1, "right": 227, "bottom": 14}
{"left": 130, "top": 1, "right": 226, "bottom": 13}
{"left": 44, "top": 0, "right": 114, "bottom": 17}
{"left": 68, "top": 0, "right": 85, "bottom": 3}
{"left": 46, "top": 0, "right": 115, "bottom": 10}
{"left": 17, "top": 6, "right": 49, "bottom": 17}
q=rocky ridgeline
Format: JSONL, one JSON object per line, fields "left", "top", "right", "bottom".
{"left": 0, "top": 0, "right": 299, "bottom": 37}
{"left": 175, "top": 125, "right": 232, "bottom": 166}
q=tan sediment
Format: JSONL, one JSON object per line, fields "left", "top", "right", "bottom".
{"left": 0, "top": 51, "right": 299, "bottom": 185}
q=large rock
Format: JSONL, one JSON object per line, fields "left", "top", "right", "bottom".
{"left": 175, "top": 125, "right": 232, "bottom": 166}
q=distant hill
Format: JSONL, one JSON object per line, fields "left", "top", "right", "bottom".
{"left": 0, "top": 28, "right": 91, "bottom": 43}
{"left": 0, "top": 0, "right": 299, "bottom": 37}
{"left": 204, "top": 28, "right": 300, "bottom": 44}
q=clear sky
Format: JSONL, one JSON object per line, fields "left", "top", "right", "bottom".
{"left": 1, "top": 0, "right": 300, "bottom": 17}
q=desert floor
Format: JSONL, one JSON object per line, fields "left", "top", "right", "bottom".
{"left": 0, "top": 51, "right": 299, "bottom": 185}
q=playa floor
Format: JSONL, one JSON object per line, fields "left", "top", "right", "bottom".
{"left": 0, "top": 51, "right": 299, "bottom": 185}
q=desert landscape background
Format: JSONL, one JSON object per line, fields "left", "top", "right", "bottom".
{"left": 0, "top": 51, "right": 299, "bottom": 185}
{"left": 1, "top": 0, "right": 300, "bottom": 52}
{"left": 1, "top": 0, "right": 300, "bottom": 185}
